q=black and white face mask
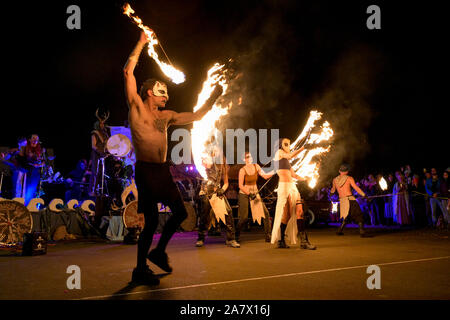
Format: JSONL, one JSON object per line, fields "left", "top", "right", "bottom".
{"left": 152, "top": 81, "right": 169, "bottom": 100}
{"left": 282, "top": 139, "right": 290, "bottom": 152}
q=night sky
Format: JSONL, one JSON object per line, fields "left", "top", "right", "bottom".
{"left": 2, "top": 0, "right": 448, "bottom": 181}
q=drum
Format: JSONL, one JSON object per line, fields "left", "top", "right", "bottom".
{"left": 106, "top": 134, "right": 131, "bottom": 157}
{"left": 0, "top": 200, "right": 33, "bottom": 244}
{"left": 180, "top": 202, "right": 196, "bottom": 232}
{"left": 122, "top": 200, "right": 145, "bottom": 230}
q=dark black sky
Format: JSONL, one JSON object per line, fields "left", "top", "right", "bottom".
{"left": 2, "top": 0, "right": 448, "bottom": 179}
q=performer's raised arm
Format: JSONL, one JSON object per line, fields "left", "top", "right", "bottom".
{"left": 291, "top": 146, "right": 305, "bottom": 159}
{"left": 123, "top": 31, "right": 150, "bottom": 108}
{"left": 166, "top": 85, "right": 223, "bottom": 126}
{"left": 278, "top": 145, "right": 304, "bottom": 160}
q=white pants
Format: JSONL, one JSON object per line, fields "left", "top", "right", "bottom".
{"left": 271, "top": 182, "right": 300, "bottom": 244}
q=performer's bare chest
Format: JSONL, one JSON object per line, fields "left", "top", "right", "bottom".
{"left": 129, "top": 109, "right": 170, "bottom": 162}
{"left": 131, "top": 110, "right": 169, "bottom": 137}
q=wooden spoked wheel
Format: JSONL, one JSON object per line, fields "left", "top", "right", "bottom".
{"left": 0, "top": 200, "right": 33, "bottom": 244}
{"left": 122, "top": 200, "right": 145, "bottom": 229}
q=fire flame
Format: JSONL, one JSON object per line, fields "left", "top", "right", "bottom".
{"left": 290, "top": 110, "right": 334, "bottom": 188}
{"left": 123, "top": 3, "right": 185, "bottom": 84}
{"left": 379, "top": 177, "right": 388, "bottom": 191}
{"left": 332, "top": 202, "right": 339, "bottom": 213}
{"left": 191, "top": 63, "right": 229, "bottom": 179}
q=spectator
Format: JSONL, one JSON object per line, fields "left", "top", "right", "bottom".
{"left": 425, "top": 168, "right": 449, "bottom": 227}
{"left": 383, "top": 173, "right": 395, "bottom": 225}
{"left": 365, "top": 174, "right": 380, "bottom": 225}
{"left": 393, "top": 171, "right": 412, "bottom": 225}
{"left": 404, "top": 165, "right": 412, "bottom": 186}
{"left": 410, "top": 174, "right": 427, "bottom": 227}
{"left": 423, "top": 170, "right": 432, "bottom": 225}
{"left": 439, "top": 169, "right": 450, "bottom": 228}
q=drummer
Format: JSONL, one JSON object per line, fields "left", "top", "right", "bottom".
{"left": 64, "top": 159, "right": 89, "bottom": 202}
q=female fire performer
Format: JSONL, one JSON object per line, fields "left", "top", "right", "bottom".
{"left": 236, "top": 151, "right": 273, "bottom": 243}
{"left": 270, "top": 138, "right": 316, "bottom": 249}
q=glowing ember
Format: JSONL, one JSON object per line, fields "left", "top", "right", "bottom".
{"left": 123, "top": 3, "right": 185, "bottom": 84}
{"left": 290, "top": 110, "right": 334, "bottom": 188}
{"left": 191, "top": 63, "right": 229, "bottom": 179}
{"left": 379, "top": 177, "right": 388, "bottom": 191}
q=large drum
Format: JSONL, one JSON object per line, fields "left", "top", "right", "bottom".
{"left": 180, "top": 202, "right": 196, "bottom": 232}
{"left": 106, "top": 134, "right": 131, "bottom": 158}
{"left": 0, "top": 200, "right": 33, "bottom": 244}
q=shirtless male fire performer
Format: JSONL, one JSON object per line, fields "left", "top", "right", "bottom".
{"left": 124, "top": 31, "right": 223, "bottom": 285}
{"left": 330, "top": 164, "right": 369, "bottom": 237}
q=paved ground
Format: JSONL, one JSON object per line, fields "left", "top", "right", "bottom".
{"left": 1, "top": 224, "right": 449, "bottom": 302}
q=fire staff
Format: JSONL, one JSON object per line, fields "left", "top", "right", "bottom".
{"left": 123, "top": 31, "right": 223, "bottom": 285}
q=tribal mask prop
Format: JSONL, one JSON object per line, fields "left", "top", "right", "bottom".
{"left": 152, "top": 81, "right": 169, "bottom": 100}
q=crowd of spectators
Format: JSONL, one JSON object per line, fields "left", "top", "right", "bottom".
{"left": 315, "top": 165, "right": 450, "bottom": 229}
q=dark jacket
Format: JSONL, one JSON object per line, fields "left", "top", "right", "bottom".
{"left": 440, "top": 178, "right": 449, "bottom": 198}
{"left": 425, "top": 178, "right": 441, "bottom": 196}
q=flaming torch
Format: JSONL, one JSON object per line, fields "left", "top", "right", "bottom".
{"left": 379, "top": 177, "right": 388, "bottom": 191}
{"left": 290, "top": 110, "right": 334, "bottom": 188}
{"left": 123, "top": 3, "right": 185, "bottom": 84}
{"left": 191, "top": 63, "right": 230, "bottom": 179}
{"left": 332, "top": 202, "right": 339, "bottom": 213}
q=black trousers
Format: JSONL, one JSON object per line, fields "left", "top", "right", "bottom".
{"left": 134, "top": 161, "right": 187, "bottom": 268}
{"left": 236, "top": 192, "right": 271, "bottom": 239}
{"left": 197, "top": 194, "right": 235, "bottom": 241}
{"left": 345, "top": 200, "right": 364, "bottom": 224}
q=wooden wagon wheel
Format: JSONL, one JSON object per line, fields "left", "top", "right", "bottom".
{"left": 0, "top": 200, "right": 33, "bottom": 244}
{"left": 122, "top": 200, "right": 145, "bottom": 230}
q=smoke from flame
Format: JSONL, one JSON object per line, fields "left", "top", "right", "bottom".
{"left": 123, "top": 3, "right": 185, "bottom": 84}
